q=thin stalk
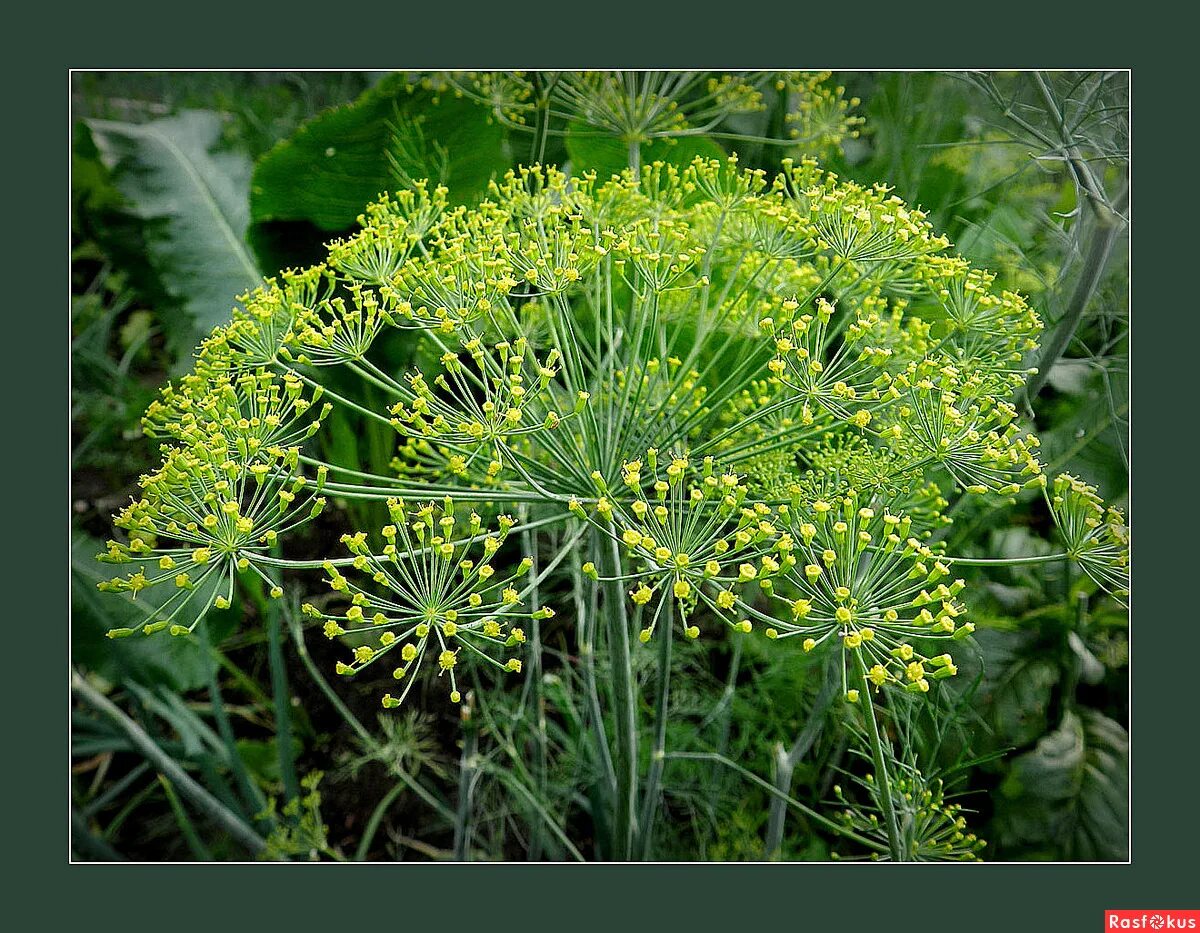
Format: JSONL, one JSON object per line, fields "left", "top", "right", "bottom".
{"left": 246, "top": 557, "right": 301, "bottom": 803}
{"left": 666, "top": 751, "right": 887, "bottom": 854}
{"left": 518, "top": 511, "right": 548, "bottom": 861}
{"left": 453, "top": 702, "right": 479, "bottom": 862}
{"left": 765, "top": 659, "right": 839, "bottom": 859}
{"left": 355, "top": 781, "right": 407, "bottom": 861}
{"left": 200, "top": 624, "right": 270, "bottom": 826}
{"left": 80, "top": 761, "right": 152, "bottom": 818}
{"left": 72, "top": 671, "right": 266, "bottom": 855}
{"left": 855, "top": 655, "right": 904, "bottom": 861}
{"left": 604, "top": 534, "right": 638, "bottom": 860}
{"left": 941, "top": 552, "right": 1070, "bottom": 566}
{"left": 636, "top": 600, "right": 672, "bottom": 860}
{"left": 572, "top": 546, "right": 616, "bottom": 802}
{"left": 157, "top": 773, "right": 215, "bottom": 860}
{"left": 529, "top": 72, "right": 552, "bottom": 164}
{"left": 266, "top": 609, "right": 300, "bottom": 802}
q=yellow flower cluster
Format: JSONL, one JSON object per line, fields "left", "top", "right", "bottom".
{"left": 574, "top": 451, "right": 791, "bottom": 641}
{"left": 304, "top": 498, "right": 541, "bottom": 706}
{"left": 1048, "top": 473, "right": 1130, "bottom": 602}
{"left": 759, "top": 490, "right": 973, "bottom": 697}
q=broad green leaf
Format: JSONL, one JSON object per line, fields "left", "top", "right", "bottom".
{"left": 565, "top": 121, "right": 727, "bottom": 179}
{"left": 86, "top": 111, "right": 260, "bottom": 358}
{"left": 994, "top": 709, "right": 1128, "bottom": 860}
{"left": 990, "top": 656, "right": 1061, "bottom": 748}
{"left": 250, "top": 73, "right": 508, "bottom": 233}
{"left": 967, "top": 628, "right": 1060, "bottom": 749}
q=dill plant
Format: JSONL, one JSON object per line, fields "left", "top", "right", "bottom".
{"left": 96, "top": 150, "right": 1129, "bottom": 860}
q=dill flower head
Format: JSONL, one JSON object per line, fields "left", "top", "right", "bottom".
{"left": 98, "top": 439, "right": 327, "bottom": 637}
{"left": 387, "top": 337, "right": 569, "bottom": 461}
{"left": 833, "top": 767, "right": 986, "bottom": 862}
{"left": 142, "top": 368, "right": 331, "bottom": 454}
{"left": 761, "top": 489, "right": 971, "bottom": 697}
{"left": 448, "top": 71, "right": 860, "bottom": 162}
{"left": 1047, "top": 474, "right": 1129, "bottom": 602}
{"left": 577, "top": 451, "right": 789, "bottom": 641}
{"left": 303, "top": 498, "right": 540, "bottom": 706}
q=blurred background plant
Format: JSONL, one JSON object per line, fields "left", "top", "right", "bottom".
{"left": 71, "top": 70, "right": 1127, "bottom": 862}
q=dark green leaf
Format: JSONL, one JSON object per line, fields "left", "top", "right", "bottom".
{"left": 250, "top": 73, "right": 507, "bottom": 234}
{"left": 237, "top": 737, "right": 304, "bottom": 785}
{"left": 994, "top": 709, "right": 1128, "bottom": 860}
{"left": 972, "top": 628, "right": 1061, "bottom": 748}
{"left": 565, "top": 121, "right": 727, "bottom": 179}
{"left": 86, "top": 111, "right": 260, "bottom": 358}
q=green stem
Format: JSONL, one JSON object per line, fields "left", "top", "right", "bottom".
{"left": 266, "top": 609, "right": 300, "bottom": 802}
{"left": 530, "top": 73, "right": 552, "bottom": 164}
{"left": 765, "top": 658, "right": 839, "bottom": 859}
{"left": 519, "top": 510, "right": 548, "bottom": 860}
{"left": 942, "top": 552, "right": 1070, "bottom": 566}
{"left": 855, "top": 656, "right": 904, "bottom": 861}
{"left": 636, "top": 600, "right": 672, "bottom": 860}
{"left": 355, "top": 781, "right": 406, "bottom": 861}
{"left": 1024, "top": 183, "right": 1128, "bottom": 403}
{"left": 665, "top": 751, "right": 887, "bottom": 854}
{"left": 572, "top": 547, "right": 617, "bottom": 833}
{"left": 604, "top": 534, "right": 638, "bottom": 860}
{"left": 453, "top": 702, "right": 479, "bottom": 862}
{"left": 158, "top": 773, "right": 215, "bottom": 860}
{"left": 72, "top": 671, "right": 266, "bottom": 855}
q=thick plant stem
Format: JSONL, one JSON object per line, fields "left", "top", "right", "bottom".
{"left": 627, "top": 138, "right": 641, "bottom": 174}
{"left": 764, "top": 660, "right": 839, "bottom": 859}
{"left": 605, "top": 535, "right": 638, "bottom": 860}
{"left": 573, "top": 548, "right": 616, "bottom": 857}
{"left": 856, "top": 656, "right": 904, "bottom": 862}
{"left": 636, "top": 600, "right": 673, "bottom": 859}
{"left": 72, "top": 670, "right": 267, "bottom": 855}
{"left": 1024, "top": 183, "right": 1129, "bottom": 403}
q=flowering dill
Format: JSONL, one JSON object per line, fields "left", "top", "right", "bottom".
{"left": 1047, "top": 473, "right": 1129, "bottom": 603}
{"left": 98, "top": 441, "right": 327, "bottom": 637}
{"left": 98, "top": 152, "right": 1127, "bottom": 720}
{"left": 730, "top": 489, "right": 972, "bottom": 698}
{"left": 304, "top": 499, "right": 544, "bottom": 706}
{"left": 832, "top": 767, "right": 986, "bottom": 862}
